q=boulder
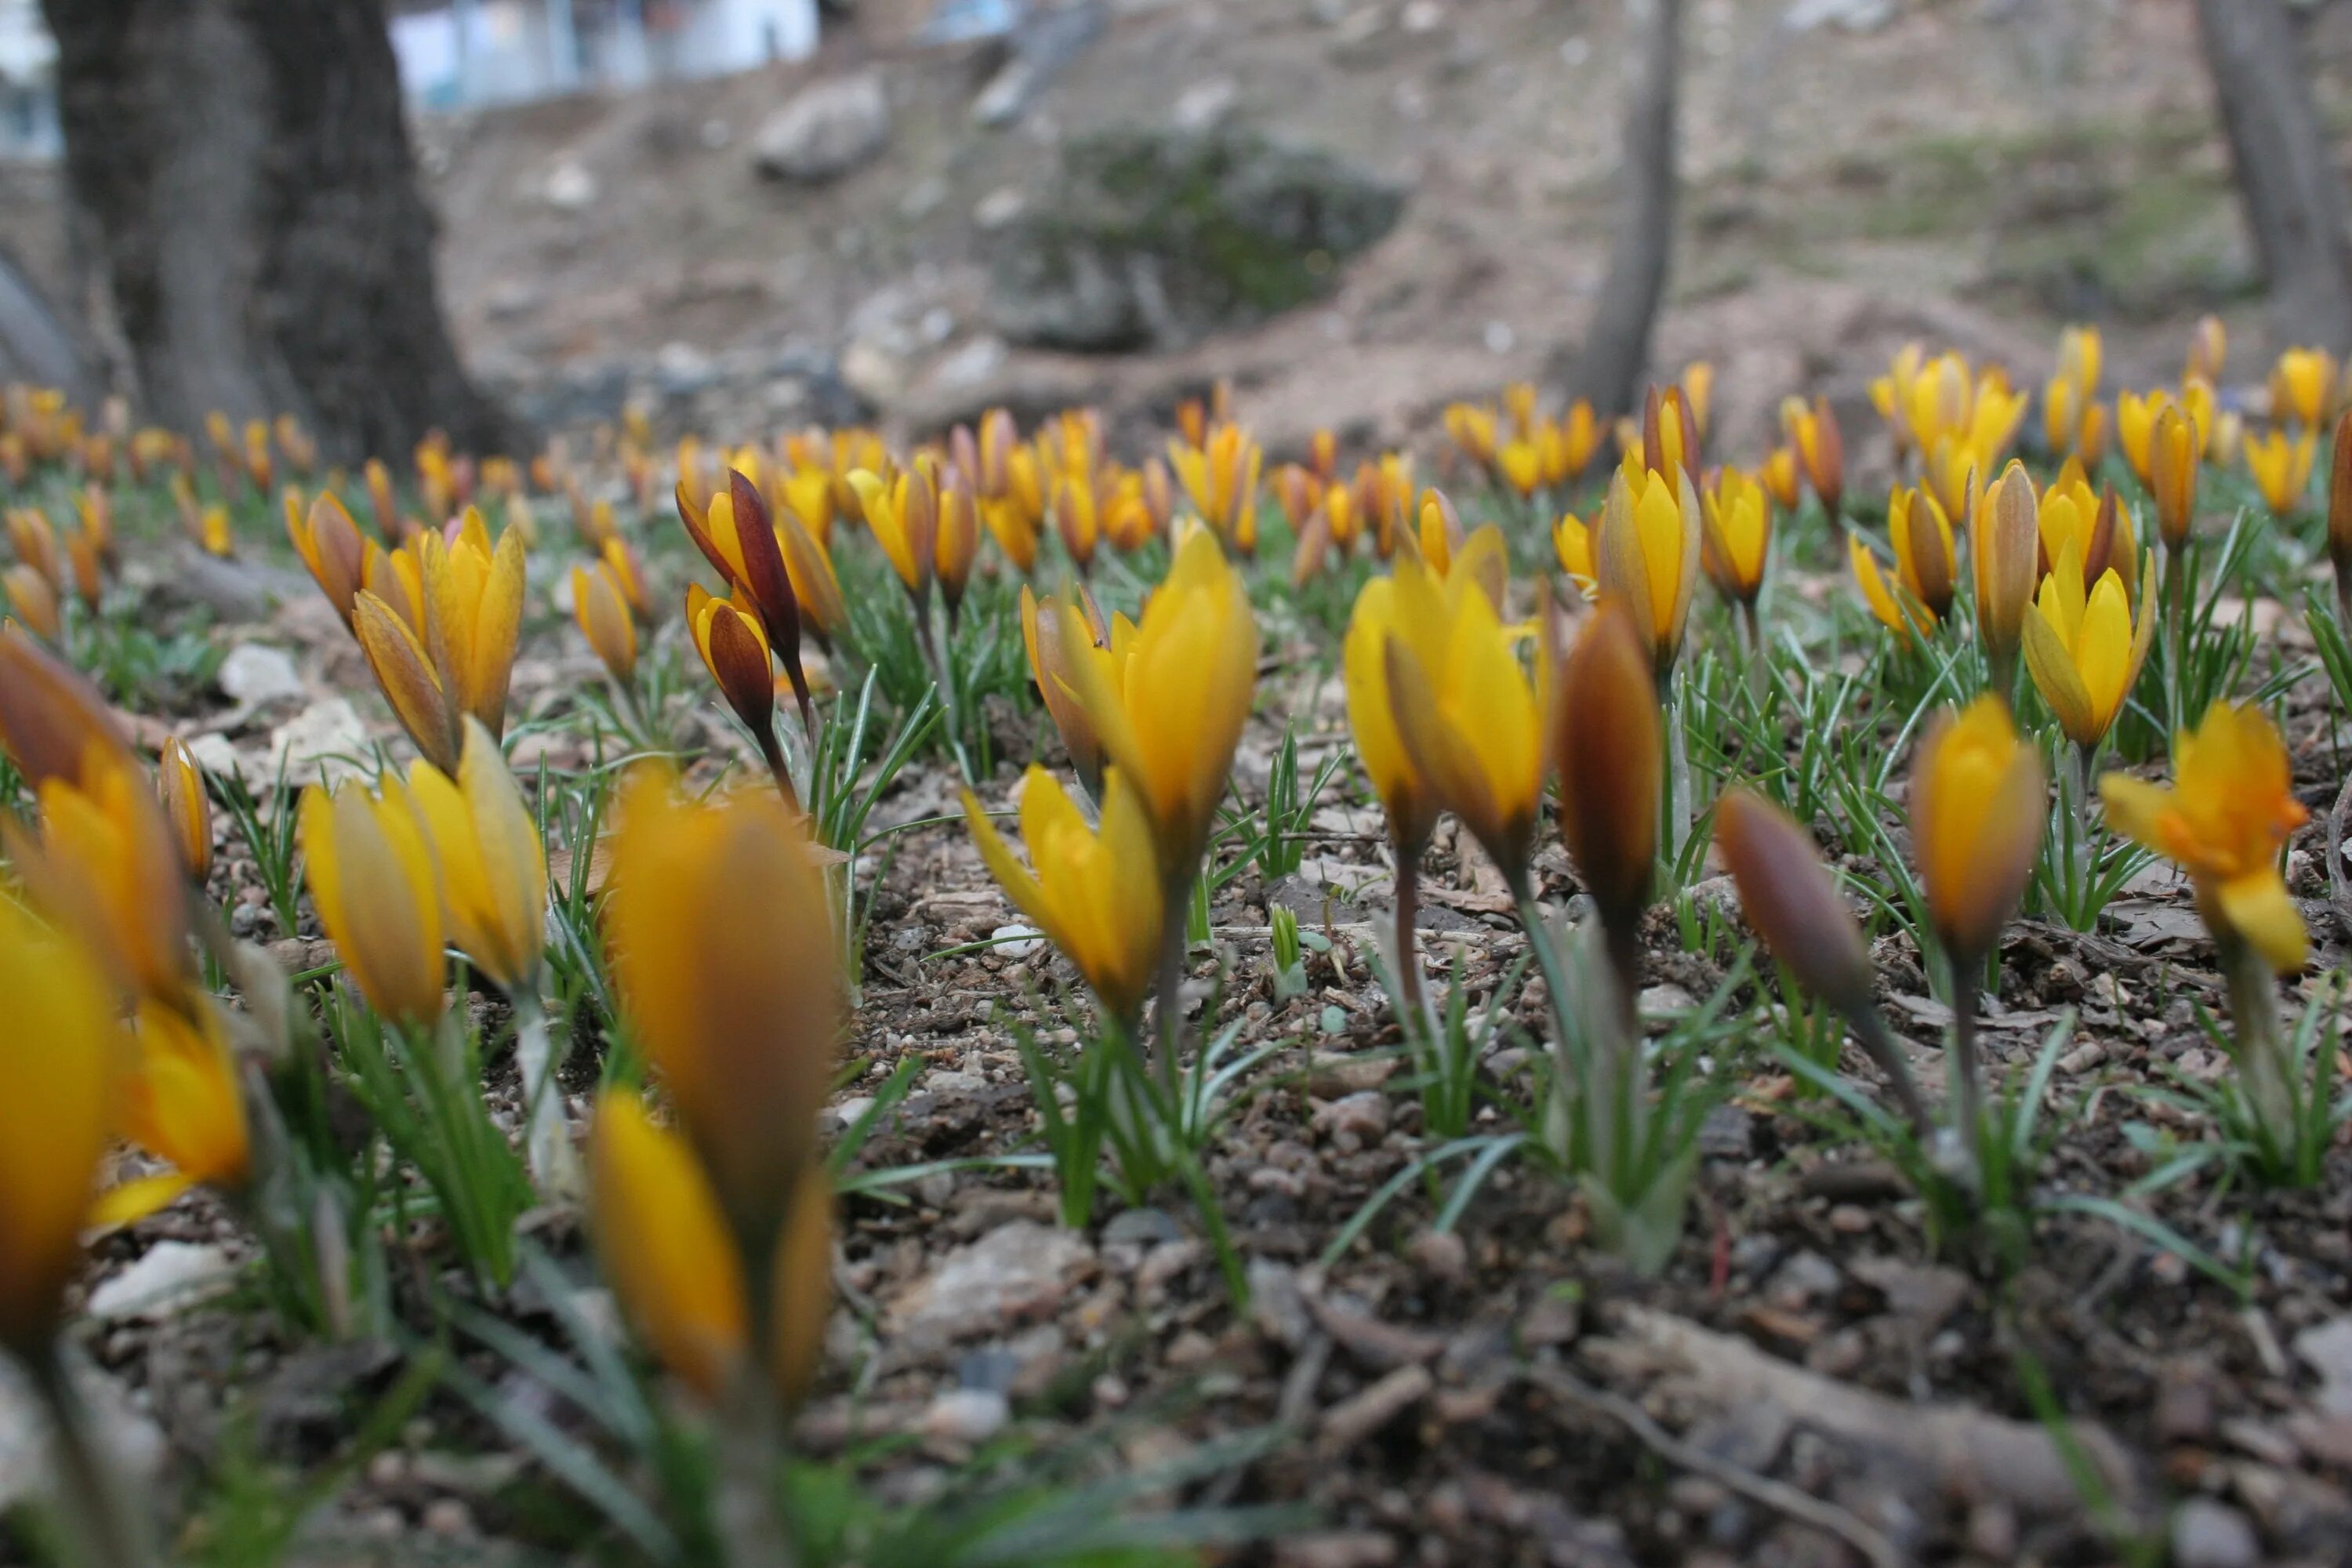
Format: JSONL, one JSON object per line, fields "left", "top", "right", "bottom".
{"left": 752, "top": 72, "right": 891, "bottom": 184}
{"left": 988, "top": 125, "right": 1406, "bottom": 352}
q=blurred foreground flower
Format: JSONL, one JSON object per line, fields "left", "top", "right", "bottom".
{"left": 596, "top": 764, "right": 839, "bottom": 1421}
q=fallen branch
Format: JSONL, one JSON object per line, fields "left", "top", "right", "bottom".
{"left": 1607, "top": 1307, "right": 2140, "bottom": 1519}
{"left": 1520, "top": 1363, "right": 1907, "bottom": 1568}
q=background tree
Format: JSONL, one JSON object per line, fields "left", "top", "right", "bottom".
{"left": 1552, "top": 0, "right": 1682, "bottom": 417}
{"left": 42, "top": 0, "right": 523, "bottom": 462}
{"left": 2197, "top": 0, "right": 2352, "bottom": 350}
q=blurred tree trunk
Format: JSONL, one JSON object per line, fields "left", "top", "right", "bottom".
{"left": 1553, "top": 0, "right": 1681, "bottom": 416}
{"left": 2196, "top": 0, "right": 2352, "bottom": 350}
{"left": 41, "top": 0, "right": 524, "bottom": 462}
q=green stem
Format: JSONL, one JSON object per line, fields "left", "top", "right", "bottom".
{"left": 2217, "top": 921, "right": 2296, "bottom": 1160}
{"left": 510, "top": 989, "right": 579, "bottom": 1204}
{"left": 1739, "top": 599, "right": 1767, "bottom": 710}
{"left": 713, "top": 1375, "right": 795, "bottom": 1568}
{"left": 1152, "top": 880, "right": 1194, "bottom": 1098}
{"left": 1660, "top": 673, "right": 1690, "bottom": 873}
{"left": 1392, "top": 851, "right": 1425, "bottom": 1021}
{"left": 24, "top": 1341, "right": 157, "bottom": 1568}
{"left": 1947, "top": 954, "right": 1986, "bottom": 1182}
{"left": 1513, "top": 881, "right": 1582, "bottom": 1084}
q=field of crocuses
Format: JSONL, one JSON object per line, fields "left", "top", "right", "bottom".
{"left": 2, "top": 328, "right": 2350, "bottom": 1566}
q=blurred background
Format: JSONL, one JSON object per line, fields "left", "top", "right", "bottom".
{"left": 1, "top": 0, "right": 2347, "bottom": 470}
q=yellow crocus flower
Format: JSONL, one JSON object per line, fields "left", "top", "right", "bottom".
{"left": 963, "top": 765, "right": 1164, "bottom": 1024}
{"left": 1554, "top": 513, "right": 1595, "bottom": 595}
{"left": 1444, "top": 403, "right": 1498, "bottom": 472}
{"left": 2150, "top": 403, "right": 2199, "bottom": 551}
{"left": 571, "top": 558, "right": 639, "bottom": 685}
{"left": 1911, "top": 695, "right": 2045, "bottom": 964}
{"left": 1377, "top": 555, "right": 1543, "bottom": 888}
{"left": 2101, "top": 702, "right": 2307, "bottom": 971}
{"left": 2021, "top": 539, "right": 2157, "bottom": 751}
{"left": 1167, "top": 423, "right": 1263, "bottom": 557}
{"left": 1700, "top": 466, "right": 1769, "bottom": 605}
{"left": 848, "top": 464, "right": 938, "bottom": 600}
{"left": 590, "top": 1090, "right": 830, "bottom": 1410}
{"left": 2245, "top": 427, "right": 2317, "bottom": 517}
{"left": 2035, "top": 460, "right": 2137, "bottom": 605}
{"left": 2269, "top": 347, "right": 2337, "bottom": 430}
{"left": 352, "top": 516, "right": 525, "bottom": 773}
{"left": 1971, "top": 461, "right": 2041, "bottom": 695}
{"left": 1056, "top": 527, "right": 1256, "bottom": 884}
{"left": 1344, "top": 572, "right": 1446, "bottom": 857}
{"left": 1595, "top": 456, "right": 1701, "bottom": 679}
{"left": 1850, "top": 485, "right": 1955, "bottom": 637}
{"left": 93, "top": 996, "right": 251, "bottom": 1229}
{"left": 5, "top": 563, "right": 59, "bottom": 641}
{"left": 1547, "top": 603, "right": 1661, "bottom": 942}
{"left": 6, "top": 750, "right": 191, "bottom": 1006}
{"left": 1780, "top": 395, "right": 1844, "bottom": 519}
{"left": 159, "top": 736, "right": 212, "bottom": 883}
{"left": 2114, "top": 390, "right": 2172, "bottom": 488}
{"left": 299, "top": 773, "right": 447, "bottom": 1030}
{"left": 2187, "top": 315, "right": 2227, "bottom": 384}
{"left": 0, "top": 898, "right": 124, "bottom": 1353}
{"left": 408, "top": 718, "right": 547, "bottom": 996}
{"left": 603, "top": 764, "right": 841, "bottom": 1254}
{"left": 289, "top": 491, "right": 370, "bottom": 630}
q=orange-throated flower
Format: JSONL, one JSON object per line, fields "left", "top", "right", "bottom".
{"left": 2101, "top": 702, "right": 2308, "bottom": 972}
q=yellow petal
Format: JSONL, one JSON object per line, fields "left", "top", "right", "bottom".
{"left": 590, "top": 1091, "right": 747, "bottom": 1403}
{"left": 2217, "top": 870, "right": 2307, "bottom": 972}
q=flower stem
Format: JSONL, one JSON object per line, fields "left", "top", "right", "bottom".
{"left": 1392, "top": 851, "right": 1425, "bottom": 1020}
{"left": 1947, "top": 953, "right": 1986, "bottom": 1180}
{"left": 713, "top": 1376, "right": 796, "bottom": 1568}
{"left": 24, "top": 1341, "right": 156, "bottom": 1568}
{"left": 1152, "top": 880, "right": 1194, "bottom": 1098}
{"left": 1739, "top": 599, "right": 1767, "bottom": 710}
{"left": 511, "top": 990, "right": 579, "bottom": 1204}
{"left": 2217, "top": 922, "right": 2296, "bottom": 1160}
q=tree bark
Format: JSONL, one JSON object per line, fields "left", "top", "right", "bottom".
{"left": 1553, "top": 0, "right": 1681, "bottom": 418}
{"left": 42, "top": 0, "right": 525, "bottom": 463}
{"left": 2196, "top": 0, "right": 2352, "bottom": 351}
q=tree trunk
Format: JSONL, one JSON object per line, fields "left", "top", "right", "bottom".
{"left": 2195, "top": 0, "right": 2352, "bottom": 351}
{"left": 1554, "top": 0, "right": 1681, "bottom": 418}
{"left": 42, "top": 0, "right": 525, "bottom": 463}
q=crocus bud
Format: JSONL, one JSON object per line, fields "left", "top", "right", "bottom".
{"left": 1970, "top": 461, "right": 2040, "bottom": 700}
{"left": 1911, "top": 696, "right": 2045, "bottom": 967}
{"left": 1715, "top": 790, "right": 1873, "bottom": 1016}
{"left": 159, "top": 736, "right": 212, "bottom": 883}
{"left": 2151, "top": 403, "right": 2198, "bottom": 552}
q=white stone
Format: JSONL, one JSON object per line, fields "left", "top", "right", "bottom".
{"left": 992, "top": 924, "right": 1044, "bottom": 959}
{"left": 267, "top": 698, "right": 370, "bottom": 788}
{"left": 545, "top": 161, "right": 597, "bottom": 212}
{"left": 88, "top": 1240, "right": 238, "bottom": 1321}
{"left": 0, "top": 1358, "right": 165, "bottom": 1514}
{"left": 218, "top": 643, "right": 304, "bottom": 706}
{"left": 753, "top": 74, "right": 891, "bottom": 183}
{"left": 923, "top": 1388, "right": 1011, "bottom": 1443}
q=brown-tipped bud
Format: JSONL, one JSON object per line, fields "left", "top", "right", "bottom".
{"left": 0, "top": 623, "right": 135, "bottom": 790}
{"left": 1276, "top": 463, "right": 1319, "bottom": 529}
{"left": 2151, "top": 405, "right": 2198, "bottom": 551}
{"left": 1290, "top": 509, "right": 1332, "bottom": 588}
{"left": 1548, "top": 602, "right": 1661, "bottom": 942}
{"left": 1715, "top": 790, "right": 1873, "bottom": 1014}
{"left": 1971, "top": 461, "right": 2040, "bottom": 683}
